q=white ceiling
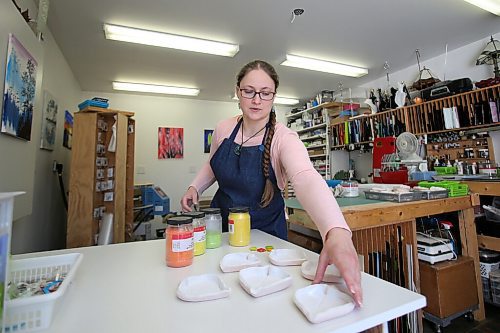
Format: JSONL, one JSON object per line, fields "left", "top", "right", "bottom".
{"left": 45, "top": 0, "right": 500, "bottom": 104}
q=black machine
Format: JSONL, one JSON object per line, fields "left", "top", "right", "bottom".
{"left": 420, "top": 78, "right": 473, "bottom": 101}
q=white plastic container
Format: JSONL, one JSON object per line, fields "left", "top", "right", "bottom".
{"left": 341, "top": 180, "right": 359, "bottom": 197}
{"left": 0, "top": 192, "right": 24, "bottom": 331}
{"left": 4, "top": 253, "right": 83, "bottom": 332}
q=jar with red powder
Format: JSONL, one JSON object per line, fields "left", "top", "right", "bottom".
{"left": 165, "top": 216, "right": 194, "bottom": 268}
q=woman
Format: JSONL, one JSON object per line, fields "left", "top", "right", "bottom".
{"left": 181, "top": 60, "right": 362, "bottom": 306}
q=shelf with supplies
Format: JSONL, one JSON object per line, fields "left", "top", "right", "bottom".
{"left": 285, "top": 101, "right": 345, "bottom": 120}
{"left": 330, "top": 83, "right": 500, "bottom": 149}
{"left": 426, "top": 136, "right": 496, "bottom": 166}
{"left": 67, "top": 107, "right": 135, "bottom": 248}
{"left": 286, "top": 102, "right": 352, "bottom": 182}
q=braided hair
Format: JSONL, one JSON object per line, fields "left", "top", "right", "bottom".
{"left": 236, "top": 60, "right": 279, "bottom": 207}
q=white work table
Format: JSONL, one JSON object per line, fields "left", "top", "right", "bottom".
{"left": 14, "top": 230, "right": 426, "bottom": 333}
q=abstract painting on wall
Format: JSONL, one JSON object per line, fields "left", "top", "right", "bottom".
{"left": 1, "top": 34, "right": 38, "bottom": 141}
{"left": 158, "top": 127, "right": 183, "bottom": 159}
{"left": 204, "top": 129, "right": 213, "bottom": 153}
{"left": 63, "top": 110, "right": 73, "bottom": 149}
{"left": 40, "top": 91, "right": 58, "bottom": 150}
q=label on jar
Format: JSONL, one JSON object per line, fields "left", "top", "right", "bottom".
{"left": 194, "top": 226, "right": 206, "bottom": 242}
{"left": 171, "top": 233, "right": 194, "bottom": 252}
{"left": 228, "top": 219, "right": 234, "bottom": 234}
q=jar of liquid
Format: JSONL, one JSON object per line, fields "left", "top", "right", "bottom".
{"left": 182, "top": 211, "right": 206, "bottom": 256}
{"left": 341, "top": 179, "right": 359, "bottom": 197}
{"left": 165, "top": 216, "right": 194, "bottom": 268}
{"left": 228, "top": 207, "right": 250, "bottom": 247}
{"left": 201, "top": 208, "right": 222, "bottom": 249}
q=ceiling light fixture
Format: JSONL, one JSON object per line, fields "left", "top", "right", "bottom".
{"left": 281, "top": 54, "right": 368, "bottom": 78}
{"left": 462, "top": 0, "right": 500, "bottom": 16}
{"left": 232, "top": 95, "right": 299, "bottom": 106}
{"left": 103, "top": 24, "right": 239, "bottom": 57}
{"left": 113, "top": 82, "right": 200, "bottom": 96}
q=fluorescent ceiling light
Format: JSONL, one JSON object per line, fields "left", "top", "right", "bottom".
{"left": 274, "top": 96, "right": 300, "bottom": 105}
{"left": 232, "top": 95, "right": 299, "bottom": 106}
{"left": 462, "top": 0, "right": 500, "bottom": 15}
{"left": 113, "top": 82, "right": 200, "bottom": 96}
{"left": 281, "top": 54, "right": 368, "bottom": 78}
{"left": 103, "top": 24, "right": 239, "bottom": 57}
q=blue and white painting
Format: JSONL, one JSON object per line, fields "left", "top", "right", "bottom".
{"left": 40, "top": 91, "right": 58, "bottom": 150}
{"left": 1, "top": 34, "right": 38, "bottom": 141}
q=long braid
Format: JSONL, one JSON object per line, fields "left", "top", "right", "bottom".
{"left": 260, "top": 110, "right": 276, "bottom": 207}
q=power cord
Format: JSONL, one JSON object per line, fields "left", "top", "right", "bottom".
{"left": 55, "top": 163, "right": 68, "bottom": 211}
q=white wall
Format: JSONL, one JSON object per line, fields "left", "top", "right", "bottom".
{"left": 80, "top": 91, "right": 290, "bottom": 212}
{"left": 349, "top": 31, "right": 500, "bottom": 180}
{"left": 1, "top": 1, "right": 81, "bottom": 254}
{"left": 0, "top": 1, "right": 43, "bottom": 220}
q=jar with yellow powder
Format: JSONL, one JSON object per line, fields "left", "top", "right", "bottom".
{"left": 228, "top": 207, "right": 250, "bottom": 247}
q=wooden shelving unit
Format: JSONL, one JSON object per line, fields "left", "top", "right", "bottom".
{"left": 284, "top": 101, "right": 360, "bottom": 198}
{"left": 67, "top": 107, "right": 135, "bottom": 248}
{"left": 426, "top": 137, "right": 495, "bottom": 165}
{"left": 330, "top": 83, "right": 500, "bottom": 149}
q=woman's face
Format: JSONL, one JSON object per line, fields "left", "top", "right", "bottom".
{"left": 236, "top": 69, "right": 275, "bottom": 124}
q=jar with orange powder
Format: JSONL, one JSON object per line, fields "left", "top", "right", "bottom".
{"left": 165, "top": 216, "right": 194, "bottom": 268}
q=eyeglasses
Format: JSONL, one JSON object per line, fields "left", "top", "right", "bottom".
{"left": 239, "top": 88, "right": 276, "bottom": 101}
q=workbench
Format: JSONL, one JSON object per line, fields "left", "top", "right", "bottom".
{"left": 285, "top": 195, "right": 485, "bottom": 321}
{"left": 12, "top": 231, "right": 425, "bottom": 333}
{"left": 462, "top": 180, "right": 500, "bottom": 252}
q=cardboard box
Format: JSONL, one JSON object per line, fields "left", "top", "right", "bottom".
{"left": 419, "top": 256, "right": 478, "bottom": 318}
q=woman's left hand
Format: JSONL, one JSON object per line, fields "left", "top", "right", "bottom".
{"left": 313, "top": 227, "right": 363, "bottom": 307}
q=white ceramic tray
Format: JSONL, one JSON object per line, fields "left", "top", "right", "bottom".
{"left": 220, "top": 253, "right": 262, "bottom": 273}
{"left": 294, "top": 284, "right": 355, "bottom": 324}
{"left": 239, "top": 265, "right": 292, "bottom": 297}
{"left": 301, "top": 260, "right": 343, "bottom": 283}
{"left": 176, "top": 274, "right": 231, "bottom": 302}
{"left": 269, "top": 248, "right": 307, "bottom": 266}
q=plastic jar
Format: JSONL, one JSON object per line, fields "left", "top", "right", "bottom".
{"left": 228, "top": 207, "right": 250, "bottom": 247}
{"left": 165, "top": 216, "right": 194, "bottom": 268}
{"left": 201, "top": 208, "right": 222, "bottom": 249}
{"left": 182, "top": 211, "right": 206, "bottom": 256}
{"left": 341, "top": 179, "right": 359, "bottom": 197}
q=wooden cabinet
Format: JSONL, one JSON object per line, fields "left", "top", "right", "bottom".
{"left": 419, "top": 256, "right": 478, "bottom": 319}
{"left": 67, "top": 107, "right": 135, "bottom": 248}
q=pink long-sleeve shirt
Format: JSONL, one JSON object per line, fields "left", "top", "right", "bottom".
{"left": 190, "top": 116, "right": 350, "bottom": 240}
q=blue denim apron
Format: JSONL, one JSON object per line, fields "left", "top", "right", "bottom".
{"left": 210, "top": 119, "right": 287, "bottom": 240}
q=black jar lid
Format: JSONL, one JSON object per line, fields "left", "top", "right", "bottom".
{"left": 167, "top": 216, "right": 193, "bottom": 225}
{"left": 229, "top": 206, "right": 249, "bottom": 213}
{"left": 181, "top": 211, "right": 205, "bottom": 218}
{"left": 200, "top": 207, "right": 221, "bottom": 214}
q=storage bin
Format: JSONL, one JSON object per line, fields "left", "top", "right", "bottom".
{"left": 4, "top": 253, "right": 83, "bottom": 332}
{"left": 434, "top": 166, "right": 457, "bottom": 175}
{"left": 418, "top": 181, "right": 469, "bottom": 197}
{"left": 413, "top": 189, "right": 449, "bottom": 200}
{"left": 480, "top": 261, "right": 500, "bottom": 278}
{"left": 482, "top": 277, "right": 492, "bottom": 303}
{"left": 364, "top": 191, "right": 419, "bottom": 202}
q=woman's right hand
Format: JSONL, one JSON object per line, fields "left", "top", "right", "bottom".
{"left": 181, "top": 186, "right": 199, "bottom": 212}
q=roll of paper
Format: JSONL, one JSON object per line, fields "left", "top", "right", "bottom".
{"left": 98, "top": 213, "right": 114, "bottom": 245}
